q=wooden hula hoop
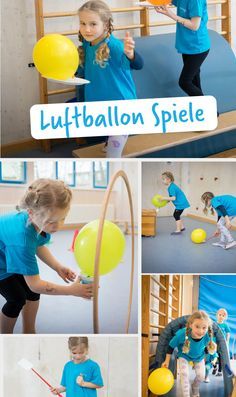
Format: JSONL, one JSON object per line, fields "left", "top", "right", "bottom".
{"left": 93, "top": 170, "right": 135, "bottom": 334}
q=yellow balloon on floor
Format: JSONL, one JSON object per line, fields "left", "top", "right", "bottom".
{"left": 33, "top": 34, "right": 79, "bottom": 80}
{"left": 148, "top": 368, "right": 174, "bottom": 395}
{"left": 191, "top": 228, "right": 207, "bottom": 244}
{"left": 74, "top": 220, "right": 126, "bottom": 277}
{"left": 149, "top": 0, "right": 171, "bottom": 5}
{"left": 151, "top": 194, "right": 168, "bottom": 208}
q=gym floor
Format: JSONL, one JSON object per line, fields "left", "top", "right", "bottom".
{"left": 142, "top": 217, "right": 236, "bottom": 273}
{"left": 0, "top": 230, "right": 138, "bottom": 334}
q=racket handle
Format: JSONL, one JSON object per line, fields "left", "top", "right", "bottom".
{"left": 31, "top": 369, "right": 64, "bottom": 397}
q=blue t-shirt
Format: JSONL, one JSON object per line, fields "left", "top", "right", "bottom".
{"left": 211, "top": 195, "right": 236, "bottom": 217}
{"left": 61, "top": 359, "right": 103, "bottom": 397}
{"left": 81, "top": 34, "right": 137, "bottom": 102}
{"left": 169, "top": 327, "right": 210, "bottom": 362}
{"left": 205, "top": 351, "right": 218, "bottom": 368}
{"left": 168, "top": 183, "right": 190, "bottom": 210}
{"left": 217, "top": 322, "right": 231, "bottom": 338}
{"left": 0, "top": 212, "right": 50, "bottom": 280}
{"left": 172, "top": 0, "right": 210, "bottom": 54}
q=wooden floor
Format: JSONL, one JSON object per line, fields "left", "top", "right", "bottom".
{"left": 73, "top": 110, "right": 236, "bottom": 158}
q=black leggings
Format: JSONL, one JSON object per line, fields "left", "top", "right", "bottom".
{"left": 0, "top": 274, "right": 40, "bottom": 318}
{"left": 179, "top": 50, "right": 210, "bottom": 96}
{"left": 173, "top": 209, "right": 184, "bottom": 221}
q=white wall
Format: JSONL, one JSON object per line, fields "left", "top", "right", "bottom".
{"left": 3, "top": 336, "right": 138, "bottom": 397}
{"left": 1, "top": 0, "right": 235, "bottom": 145}
{"left": 185, "top": 161, "right": 236, "bottom": 226}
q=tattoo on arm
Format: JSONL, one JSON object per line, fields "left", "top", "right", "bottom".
{"left": 45, "top": 282, "right": 56, "bottom": 293}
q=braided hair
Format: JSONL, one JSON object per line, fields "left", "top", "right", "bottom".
{"left": 78, "top": 1, "right": 114, "bottom": 68}
{"left": 182, "top": 310, "right": 217, "bottom": 355}
{"left": 201, "top": 192, "right": 215, "bottom": 216}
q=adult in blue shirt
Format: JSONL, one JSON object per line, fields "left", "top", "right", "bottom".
{"left": 201, "top": 192, "right": 236, "bottom": 250}
{"left": 155, "top": 0, "right": 210, "bottom": 97}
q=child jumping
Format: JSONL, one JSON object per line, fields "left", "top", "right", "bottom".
{"left": 77, "top": 0, "right": 143, "bottom": 158}
{"left": 154, "top": 0, "right": 210, "bottom": 98}
{"left": 162, "top": 310, "right": 216, "bottom": 397}
{"left": 51, "top": 336, "right": 103, "bottom": 396}
{"left": 161, "top": 171, "right": 190, "bottom": 235}
{"left": 201, "top": 192, "right": 236, "bottom": 250}
{"left": 0, "top": 179, "right": 93, "bottom": 334}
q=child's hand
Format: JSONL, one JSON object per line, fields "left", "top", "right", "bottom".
{"left": 69, "top": 277, "right": 94, "bottom": 299}
{"left": 50, "top": 387, "right": 60, "bottom": 395}
{"left": 124, "top": 32, "right": 135, "bottom": 60}
{"left": 213, "top": 229, "right": 220, "bottom": 237}
{"left": 154, "top": 5, "right": 171, "bottom": 16}
{"left": 57, "top": 266, "right": 77, "bottom": 283}
{"left": 76, "top": 375, "right": 84, "bottom": 386}
{"left": 161, "top": 360, "right": 169, "bottom": 368}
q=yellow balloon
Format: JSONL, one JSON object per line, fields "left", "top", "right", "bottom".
{"left": 191, "top": 228, "right": 207, "bottom": 244}
{"left": 148, "top": 368, "right": 174, "bottom": 395}
{"left": 33, "top": 34, "right": 79, "bottom": 80}
{"left": 74, "top": 220, "right": 126, "bottom": 277}
{"left": 151, "top": 194, "right": 168, "bottom": 208}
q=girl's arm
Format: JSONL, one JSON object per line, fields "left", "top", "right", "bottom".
{"left": 161, "top": 196, "right": 176, "bottom": 202}
{"left": 124, "top": 31, "right": 135, "bottom": 60}
{"left": 50, "top": 386, "right": 66, "bottom": 395}
{"left": 154, "top": 6, "right": 201, "bottom": 31}
{"left": 24, "top": 274, "right": 93, "bottom": 299}
{"left": 226, "top": 332, "right": 230, "bottom": 344}
{"left": 37, "top": 246, "right": 76, "bottom": 283}
{"left": 77, "top": 376, "right": 102, "bottom": 389}
{"left": 162, "top": 353, "right": 172, "bottom": 368}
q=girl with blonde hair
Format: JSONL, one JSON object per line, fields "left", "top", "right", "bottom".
{"left": 162, "top": 310, "right": 216, "bottom": 397}
{"left": 0, "top": 179, "right": 93, "bottom": 334}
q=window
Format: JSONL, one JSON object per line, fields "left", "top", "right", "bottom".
{"left": 93, "top": 161, "right": 109, "bottom": 188}
{"left": 34, "top": 161, "right": 109, "bottom": 189}
{"left": 0, "top": 161, "right": 27, "bottom": 184}
{"left": 34, "top": 161, "right": 55, "bottom": 179}
{"left": 56, "top": 161, "right": 76, "bottom": 187}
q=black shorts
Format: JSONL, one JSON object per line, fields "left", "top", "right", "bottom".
{"left": 173, "top": 209, "right": 184, "bottom": 221}
{"left": 0, "top": 274, "right": 40, "bottom": 318}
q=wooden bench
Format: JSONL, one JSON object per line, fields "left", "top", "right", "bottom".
{"left": 73, "top": 110, "right": 236, "bottom": 158}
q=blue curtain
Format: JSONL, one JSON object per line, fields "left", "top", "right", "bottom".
{"left": 199, "top": 275, "right": 236, "bottom": 356}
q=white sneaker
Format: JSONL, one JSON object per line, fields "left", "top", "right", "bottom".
{"left": 204, "top": 377, "right": 210, "bottom": 383}
{"left": 225, "top": 241, "right": 236, "bottom": 250}
{"left": 212, "top": 242, "right": 225, "bottom": 248}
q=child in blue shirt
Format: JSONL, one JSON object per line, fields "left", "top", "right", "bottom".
{"left": 77, "top": 0, "right": 142, "bottom": 158}
{"left": 201, "top": 192, "right": 236, "bottom": 250}
{"left": 155, "top": 1, "right": 210, "bottom": 98}
{"left": 0, "top": 179, "right": 93, "bottom": 334}
{"left": 204, "top": 350, "right": 218, "bottom": 383}
{"left": 214, "top": 308, "right": 231, "bottom": 376}
{"left": 161, "top": 171, "right": 190, "bottom": 235}
{"left": 162, "top": 310, "right": 216, "bottom": 397}
{"left": 51, "top": 336, "right": 103, "bottom": 397}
